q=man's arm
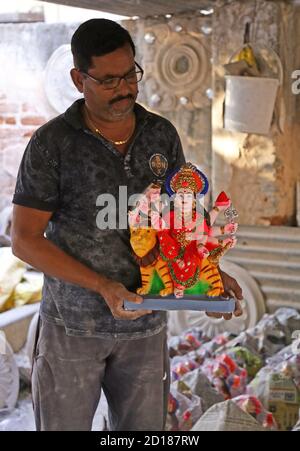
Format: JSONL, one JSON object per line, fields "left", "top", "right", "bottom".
{"left": 11, "top": 205, "right": 151, "bottom": 320}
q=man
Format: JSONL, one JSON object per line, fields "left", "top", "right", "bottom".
{"left": 11, "top": 19, "right": 243, "bottom": 431}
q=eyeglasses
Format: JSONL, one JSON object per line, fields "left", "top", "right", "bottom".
{"left": 79, "top": 62, "right": 144, "bottom": 90}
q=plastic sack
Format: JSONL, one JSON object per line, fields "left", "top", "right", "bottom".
{"left": 171, "top": 355, "right": 201, "bottom": 381}
{"left": 224, "top": 347, "right": 263, "bottom": 380}
{"left": 248, "top": 365, "right": 300, "bottom": 431}
{"left": 266, "top": 344, "right": 300, "bottom": 388}
{"left": 167, "top": 381, "right": 203, "bottom": 431}
{"left": 201, "top": 333, "right": 234, "bottom": 355}
{"left": 180, "top": 368, "right": 224, "bottom": 412}
{"left": 220, "top": 308, "right": 300, "bottom": 362}
{"left": 248, "top": 342, "right": 300, "bottom": 430}
{"left": 168, "top": 328, "right": 208, "bottom": 357}
{"left": 0, "top": 248, "right": 26, "bottom": 312}
{"left": 13, "top": 271, "right": 43, "bottom": 307}
{"left": 201, "top": 354, "right": 248, "bottom": 399}
{"left": 233, "top": 395, "right": 278, "bottom": 430}
{"left": 292, "top": 410, "right": 300, "bottom": 431}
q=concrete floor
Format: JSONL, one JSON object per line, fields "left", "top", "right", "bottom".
{"left": 0, "top": 388, "right": 108, "bottom": 431}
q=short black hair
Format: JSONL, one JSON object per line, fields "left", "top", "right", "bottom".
{"left": 71, "top": 19, "right": 136, "bottom": 72}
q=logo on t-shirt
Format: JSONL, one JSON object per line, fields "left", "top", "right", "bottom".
{"left": 149, "top": 153, "right": 168, "bottom": 178}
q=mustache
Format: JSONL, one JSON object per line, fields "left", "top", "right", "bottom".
{"left": 109, "top": 94, "right": 134, "bottom": 105}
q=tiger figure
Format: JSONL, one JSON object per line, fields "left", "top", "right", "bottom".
{"left": 129, "top": 226, "right": 173, "bottom": 296}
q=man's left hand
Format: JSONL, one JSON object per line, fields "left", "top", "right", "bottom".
{"left": 206, "top": 270, "right": 244, "bottom": 321}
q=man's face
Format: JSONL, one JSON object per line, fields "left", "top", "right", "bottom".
{"left": 71, "top": 43, "right": 139, "bottom": 121}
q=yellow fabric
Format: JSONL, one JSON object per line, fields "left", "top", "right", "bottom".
{"left": 236, "top": 44, "right": 258, "bottom": 71}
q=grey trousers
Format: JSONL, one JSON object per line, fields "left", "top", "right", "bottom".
{"left": 31, "top": 317, "right": 170, "bottom": 431}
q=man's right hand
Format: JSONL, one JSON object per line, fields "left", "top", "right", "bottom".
{"left": 99, "top": 279, "right": 153, "bottom": 320}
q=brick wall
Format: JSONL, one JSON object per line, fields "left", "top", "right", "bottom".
{"left": 0, "top": 95, "right": 47, "bottom": 210}
{"left": 0, "top": 22, "right": 79, "bottom": 211}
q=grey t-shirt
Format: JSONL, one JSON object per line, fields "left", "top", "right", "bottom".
{"left": 13, "top": 99, "right": 185, "bottom": 339}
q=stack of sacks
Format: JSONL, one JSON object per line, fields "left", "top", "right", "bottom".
{"left": 168, "top": 330, "right": 232, "bottom": 430}
{"left": 169, "top": 328, "right": 233, "bottom": 360}
{"left": 170, "top": 332, "right": 257, "bottom": 401}
{"left": 168, "top": 309, "right": 300, "bottom": 431}
{"left": 218, "top": 309, "right": 300, "bottom": 363}
{"left": 248, "top": 344, "right": 300, "bottom": 431}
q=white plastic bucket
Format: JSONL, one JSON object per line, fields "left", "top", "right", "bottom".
{"left": 224, "top": 45, "right": 283, "bottom": 135}
{"left": 224, "top": 75, "right": 279, "bottom": 135}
